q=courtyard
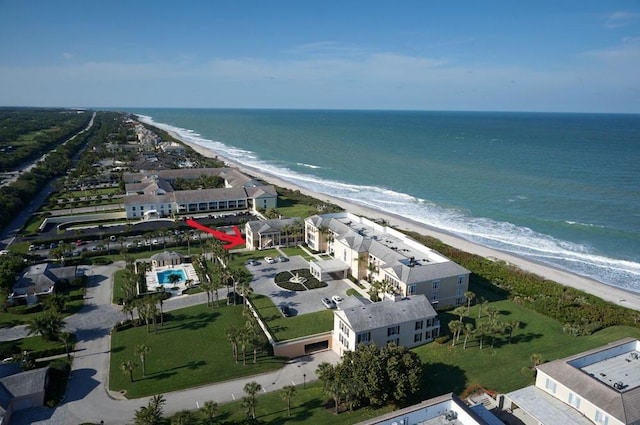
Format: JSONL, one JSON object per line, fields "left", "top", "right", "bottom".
{"left": 245, "top": 255, "right": 357, "bottom": 316}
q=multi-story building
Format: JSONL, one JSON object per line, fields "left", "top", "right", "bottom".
{"left": 505, "top": 338, "right": 640, "bottom": 425}
{"left": 332, "top": 295, "right": 440, "bottom": 356}
{"left": 245, "top": 217, "right": 305, "bottom": 250}
{"left": 122, "top": 168, "right": 277, "bottom": 219}
{"left": 305, "top": 212, "right": 470, "bottom": 309}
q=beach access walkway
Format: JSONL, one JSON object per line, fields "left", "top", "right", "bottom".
{"left": 7, "top": 261, "right": 339, "bottom": 425}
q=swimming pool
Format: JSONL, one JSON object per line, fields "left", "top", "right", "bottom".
{"left": 156, "top": 268, "right": 187, "bottom": 285}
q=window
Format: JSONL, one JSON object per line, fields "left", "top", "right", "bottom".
{"left": 415, "top": 320, "right": 423, "bottom": 330}
{"left": 132, "top": 206, "right": 136, "bottom": 211}
{"left": 457, "top": 276, "right": 464, "bottom": 285}
{"left": 457, "top": 286, "right": 463, "bottom": 296}
{"left": 414, "top": 333, "right": 423, "bottom": 343}
{"left": 432, "top": 280, "right": 440, "bottom": 289}
{"left": 387, "top": 326, "right": 400, "bottom": 336}
{"left": 408, "top": 284, "right": 416, "bottom": 295}
{"left": 568, "top": 392, "right": 580, "bottom": 409}
{"left": 595, "top": 410, "right": 608, "bottom": 425}
{"left": 545, "top": 378, "right": 557, "bottom": 394}
{"left": 432, "top": 290, "right": 439, "bottom": 301}
{"left": 357, "top": 332, "right": 371, "bottom": 344}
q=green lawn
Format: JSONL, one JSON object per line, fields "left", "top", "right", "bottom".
{"left": 412, "top": 298, "right": 640, "bottom": 399}
{"left": 183, "top": 381, "right": 395, "bottom": 425}
{"left": 251, "top": 294, "right": 334, "bottom": 341}
{"left": 275, "top": 196, "right": 320, "bottom": 219}
{"left": 109, "top": 302, "right": 287, "bottom": 399}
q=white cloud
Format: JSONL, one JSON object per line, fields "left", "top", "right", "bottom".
{"left": 604, "top": 11, "right": 640, "bottom": 29}
{"left": 62, "top": 52, "right": 73, "bottom": 60}
{"left": 581, "top": 37, "right": 640, "bottom": 61}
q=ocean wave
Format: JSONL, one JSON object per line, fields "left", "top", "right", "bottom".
{"left": 136, "top": 114, "right": 640, "bottom": 293}
{"left": 296, "top": 162, "right": 322, "bottom": 169}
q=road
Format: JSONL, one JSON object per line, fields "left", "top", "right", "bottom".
{"left": 0, "top": 112, "right": 95, "bottom": 188}
{"left": 7, "top": 262, "right": 339, "bottom": 425}
{"left": 0, "top": 112, "right": 96, "bottom": 250}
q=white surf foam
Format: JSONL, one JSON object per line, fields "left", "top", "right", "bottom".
{"left": 136, "top": 114, "right": 640, "bottom": 293}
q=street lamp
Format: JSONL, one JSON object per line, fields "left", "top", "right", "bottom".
{"left": 303, "top": 373, "right": 306, "bottom": 389}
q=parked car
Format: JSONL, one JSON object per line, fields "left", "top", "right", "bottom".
{"left": 28, "top": 244, "right": 36, "bottom": 251}
{"left": 321, "top": 297, "right": 336, "bottom": 309}
{"left": 264, "top": 256, "right": 276, "bottom": 264}
{"left": 125, "top": 242, "right": 134, "bottom": 248}
{"left": 76, "top": 240, "right": 84, "bottom": 246}
{"left": 332, "top": 295, "right": 344, "bottom": 304}
{"left": 280, "top": 305, "right": 292, "bottom": 317}
{"left": 277, "top": 256, "right": 289, "bottom": 262}
{"left": 246, "top": 259, "right": 260, "bottom": 266}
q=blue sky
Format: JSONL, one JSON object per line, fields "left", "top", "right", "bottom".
{"left": 1, "top": 1, "right": 639, "bottom": 113}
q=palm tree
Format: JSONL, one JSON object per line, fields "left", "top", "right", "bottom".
{"left": 135, "top": 344, "right": 151, "bottom": 376}
{"left": 452, "top": 306, "right": 468, "bottom": 323}
{"left": 243, "top": 381, "right": 262, "bottom": 419}
{"left": 172, "top": 409, "right": 196, "bottom": 425}
{"left": 26, "top": 311, "right": 66, "bottom": 341}
{"left": 120, "top": 360, "right": 137, "bottom": 383}
{"left": 226, "top": 327, "right": 240, "bottom": 362}
{"left": 237, "top": 280, "right": 253, "bottom": 307}
{"left": 59, "top": 331, "right": 74, "bottom": 360}
{"left": 462, "top": 323, "right": 475, "bottom": 349}
{"left": 477, "top": 297, "right": 488, "bottom": 319}
{"left": 464, "top": 290, "right": 476, "bottom": 310}
{"left": 448, "top": 320, "right": 464, "bottom": 346}
{"left": 281, "top": 384, "right": 297, "bottom": 416}
{"left": 531, "top": 353, "right": 543, "bottom": 369}
{"left": 200, "top": 400, "right": 218, "bottom": 424}
{"left": 507, "top": 320, "right": 520, "bottom": 343}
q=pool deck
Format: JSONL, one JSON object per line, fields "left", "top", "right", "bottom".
{"left": 145, "top": 263, "right": 199, "bottom": 293}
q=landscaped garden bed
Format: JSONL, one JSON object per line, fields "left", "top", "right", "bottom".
{"left": 274, "top": 268, "right": 326, "bottom": 291}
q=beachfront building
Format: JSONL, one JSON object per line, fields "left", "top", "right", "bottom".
{"left": 305, "top": 212, "right": 470, "bottom": 309}
{"left": 355, "top": 392, "right": 505, "bottom": 425}
{"left": 122, "top": 168, "right": 277, "bottom": 219}
{"left": 332, "top": 295, "right": 440, "bottom": 356}
{"left": 245, "top": 217, "right": 305, "bottom": 250}
{"left": 504, "top": 338, "right": 640, "bottom": 425}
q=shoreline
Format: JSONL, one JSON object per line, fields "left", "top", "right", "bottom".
{"left": 158, "top": 124, "right": 640, "bottom": 312}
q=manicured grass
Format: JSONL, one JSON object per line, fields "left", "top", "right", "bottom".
{"left": 109, "top": 302, "right": 287, "bottom": 399}
{"left": 181, "top": 381, "right": 395, "bottom": 424}
{"left": 275, "top": 196, "right": 320, "bottom": 219}
{"left": 412, "top": 298, "right": 640, "bottom": 399}
{"left": 0, "top": 335, "right": 66, "bottom": 359}
{"left": 280, "top": 246, "right": 314, "bottom": 260}
{"left": 346, "top": 288, "right": 365, "bottom": 298}
{"left": 251, "top": 294, "right": 334, "bottom": 341}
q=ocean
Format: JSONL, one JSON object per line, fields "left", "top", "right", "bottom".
{"left": 122, "top": 108, "right": 640, "bottom": 294}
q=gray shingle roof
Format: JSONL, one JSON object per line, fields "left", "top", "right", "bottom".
{"left": 337, "top": 295, "right": 436, "bottom": 332}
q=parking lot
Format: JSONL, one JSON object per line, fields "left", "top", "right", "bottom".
{"left": 246, "top": 254, "right": 354, "bottom": 316}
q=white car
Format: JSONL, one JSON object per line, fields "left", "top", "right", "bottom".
{"left": 264, "top": 256, "right": 276, "bottom": 264}
{"left": 331, "top": 295, "right": 344, "bottom": 304}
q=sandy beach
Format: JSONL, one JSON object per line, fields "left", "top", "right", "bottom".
{"left": 163, "top": 127, "right": 640, "bottom": 313}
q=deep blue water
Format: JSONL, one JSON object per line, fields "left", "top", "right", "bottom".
{"left": 121, "top": 108, "right": 640, "bottom": 293}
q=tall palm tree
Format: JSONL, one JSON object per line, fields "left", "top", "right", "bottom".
{"left": 281, "top": 385, "right": 297, "bottom": 416}
{"left": 243, "top": 381, "right": 262, "bottom": 419}
{"left": 59, "top": 331, "right": 74, "bottom": 360}
{"left": 26, "top": 311, "right": 66, "bottom": 341}
{"left": 120, "top": 360, "right": 137, "bottom": 383}
{"left": 448, "top": 320, "right": 464, "bottom": 346}
{"left": 237, "top": 280, "right": 253, "bottom": 307}
{"left": 200, "top": 400, "right": 218, "bottom": 425}
{"left": 462, "top": 323, "right": 475, "bottom": 350}
{"left": 464, "top": 290, "right": 476, "bottom": 310}
{"left": 135, "top": 344, "right": 151, "bottom": 376}
{"left": 226, "top": 327, "right": 239, "bottom": 362}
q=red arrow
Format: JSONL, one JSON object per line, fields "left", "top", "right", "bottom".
{"left": 186, "top": 219, "right": 245, "bottom": 250}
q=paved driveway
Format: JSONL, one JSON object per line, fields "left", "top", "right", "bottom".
{"left": 246, "top": 255, "right": 352, "bottom": 316}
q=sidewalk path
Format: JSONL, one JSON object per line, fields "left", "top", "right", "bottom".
{"left": 10, "top": 262, "right": 339, "bottom": 425}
